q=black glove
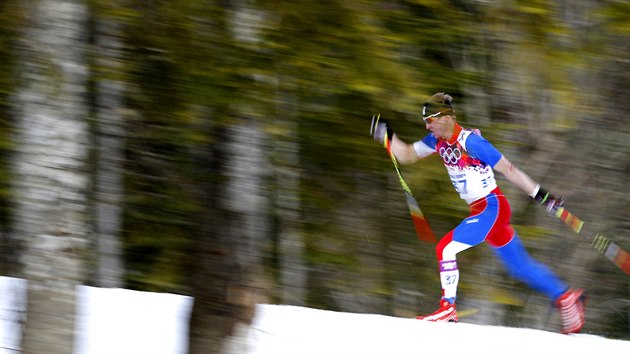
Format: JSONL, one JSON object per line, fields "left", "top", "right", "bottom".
{"left": 370, "top": 115, "right": 394, "bottom": 146}
{"left": 532, "top": 186, "right": 565, "bottom": 213}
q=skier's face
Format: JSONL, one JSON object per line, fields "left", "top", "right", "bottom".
{"left": 425, "top": 114, "right": 451, "bottom": 139}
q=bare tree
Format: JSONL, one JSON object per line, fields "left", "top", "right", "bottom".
{"left": 92, "top": 5, "right": 125, "bottom": 288}
{"left": 10, "top": 0, "right": 90, "bottom": 352}
{"left": 273, "top": 80, "right": 307, "bottom": 305}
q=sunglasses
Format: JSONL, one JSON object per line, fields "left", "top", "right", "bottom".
{"left": 422, "top": 111, "right": 443, "bottom": 124}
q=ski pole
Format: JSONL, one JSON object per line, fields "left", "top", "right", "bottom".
{"left": 553, "top": 207, "right": 630, "bottom": 277}
{"left": 372, "top": 114, "right": 436, "bottom": 243}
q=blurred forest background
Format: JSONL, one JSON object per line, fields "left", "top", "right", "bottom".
{"left": 0, "top": 0, "right": 628, "bottom": 353}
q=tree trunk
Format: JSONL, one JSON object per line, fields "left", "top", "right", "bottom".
{"left": 188, "top": 123, "right": 258, "bottom": 354}
{"left": 274, "top": 77, "right": 306, "bottom": 306}
{"left": 92, "top": 9, "right": 125, "bottom": 288}
{"left": 10, "top": 0, "right": 90, "bottom": 352}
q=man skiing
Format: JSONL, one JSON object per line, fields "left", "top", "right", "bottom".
{"left": 371, "top": 92, "right": 586, "bottom": 334}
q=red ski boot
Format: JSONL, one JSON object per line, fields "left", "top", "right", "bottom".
{"left": 416, "top": 299, "right": 458, "bottom": 322}
{"left": 555, "top": 288, "right": 586, "bottom": 334}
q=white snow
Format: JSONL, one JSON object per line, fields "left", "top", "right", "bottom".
{"left": 73, "top": 286, "right": 194, "bottom": 354}
{"left": 3, "top": 276, "right": 629, "bottom": 354}
{"left": 247, "top": 304, "right": 630, "bottom": 354}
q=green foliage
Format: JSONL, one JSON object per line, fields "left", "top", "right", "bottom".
{"left": 598, "top": 1, "right": 630, "bottom": 35}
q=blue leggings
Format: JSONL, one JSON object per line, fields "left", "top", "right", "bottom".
{"left": 437, "top": 189, "right": 567, "bottom": 302}
{"left": 492, "top": 234, "right": 567, "bottom": 301}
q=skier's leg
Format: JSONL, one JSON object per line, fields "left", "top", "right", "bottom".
{"left": 434, "top": 195, "right": 501, "bottom": 302}
{"left": 492, "top": 232, "right": 567, "bottom": 301}
{"left": 415, "top": 232, "right": 467, "bottom": 322}
{"left": 415, "top": 232, "right": 465, "bottom": 321}
{"left": 418, "top": 193, "right": 502, "bottom": 322}
{"left": 436, "top": 233, "right": 471, "bottom": 301}
{"left": 485, "top": 194, "right": 585, "bottom": 334}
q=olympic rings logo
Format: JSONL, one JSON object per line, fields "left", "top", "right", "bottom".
{"left": 439, "top": 146, "right": 462, "bottom": 164}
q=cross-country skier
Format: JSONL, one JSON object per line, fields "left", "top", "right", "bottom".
{"left": 370, "top": 92, "right": 586, "bottom": 334}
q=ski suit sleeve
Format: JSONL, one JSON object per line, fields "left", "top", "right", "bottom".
{"left": 413, "top": 134, "right": 437, "bottom": 159}
{"left": 461, "top": 133, "right": 502, "bottom": 167}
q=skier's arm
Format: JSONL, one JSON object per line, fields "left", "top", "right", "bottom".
{"left": 493, "top": 156, "right": 538, "bottom": 196}
{"left": 371, "top": 117, "right": 431, "bottom": 165}
{"left": 464, "top": 134, "right": 537, "bottom": 194}
{"left": 494, "top": 156, "right": 565, "bottom": 210}
{"left": 389, "top": 134, "right": 420, "bottom": 165}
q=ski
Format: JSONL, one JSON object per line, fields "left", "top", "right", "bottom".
{"left": 372, "top": 114, "right": 436, "bottom": 243}
{"left": 553, "top": 207, "right": 630, "bottom": 277}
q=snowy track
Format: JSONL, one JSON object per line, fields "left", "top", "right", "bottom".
{"left": 247, "top": 304, "right": 630, "bottom": 354}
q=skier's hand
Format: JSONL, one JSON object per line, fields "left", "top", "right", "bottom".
{"left": 370, "top": 115, "right": 393, "bottom": 145}
{"left": 532, "top": 186, "right": 565, "bottom": 213}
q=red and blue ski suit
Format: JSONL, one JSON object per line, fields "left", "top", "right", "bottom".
{"left": 413, "top": 123, "right": 567, "bottom": 302}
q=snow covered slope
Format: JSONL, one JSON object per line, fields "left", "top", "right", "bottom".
{"left": 247, "top": 304, "right": 630, "bottom": 354}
